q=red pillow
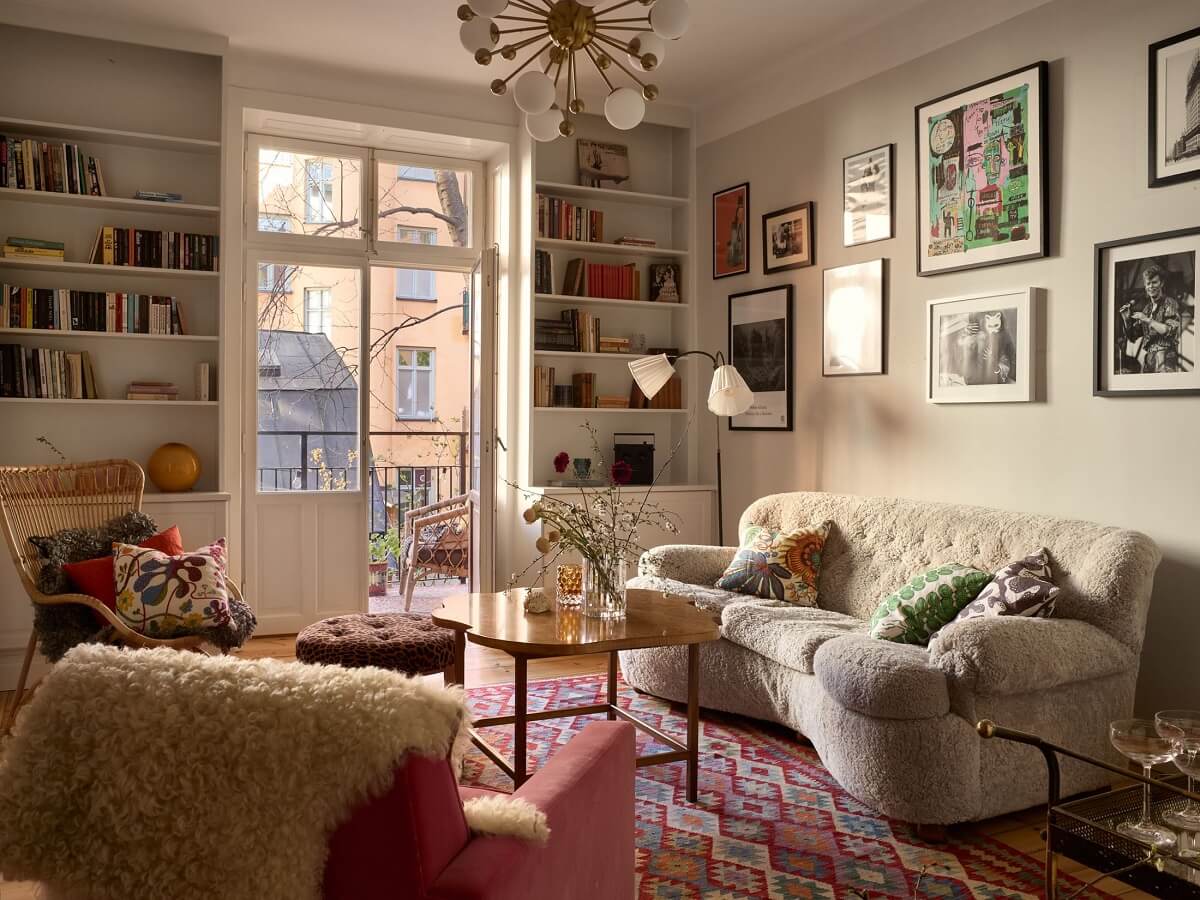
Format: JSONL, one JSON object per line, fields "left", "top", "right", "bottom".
{"left": 62, "top": 526, "right": 185, "bottom": 612}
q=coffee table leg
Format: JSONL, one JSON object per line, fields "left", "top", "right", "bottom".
{"left": 607, "top": 651, "right": 618, "bottom": 720}
{"left": 687, "top": 642, "right": 700, "bottom": 803}
{"left": 452, "top": 630, "right": 466, "bottom": 686}
{"left": 514, "top": 654, "right": 528, "bottom": 787}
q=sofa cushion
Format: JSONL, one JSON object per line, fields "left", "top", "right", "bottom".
{"left": 953, "top": 548, "right": 1059, "bottom": 623}
{"left": 720, "top": 603, "right": 866, "bottom": 674}
{"left": 625, "top": 574, "right": 749, "bottom": 612}
{"left": 813, "top": 634, "right": 950, "bottom": 720}
{"left": 715, "top": 521, "right": 830, "bottom": 606}
{"left": 869, "top": 564, "right": 990, "bottom": 645}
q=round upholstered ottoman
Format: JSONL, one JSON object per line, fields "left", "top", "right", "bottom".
{"left": 295, "top": 613, "right": 455, "bottom": 678}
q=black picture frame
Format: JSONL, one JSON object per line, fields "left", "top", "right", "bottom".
{"left": 1093, "top": 226, "right": 1200, "bottom": 397}
{"left": 1148, "top": 25, "right": 1200, "bottom": 189}
{"left": 822, "top": 258, "right": 887, "bottom": 377}
{"left": 914, "top": 60, "right": 1050, "bottom": 277}
{"left": 842, "top": 143, "right": 894, "bottom": 248}
{"left": 713, "top": 182, "right": 750, "bottom": 280}
{"left": 728, "top": 284, "right": 793, "bottom": 432}
{"left": 761, "top": 201, "right": 815, "bottom": 274}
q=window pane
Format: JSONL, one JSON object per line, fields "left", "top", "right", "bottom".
{"left": 416, "top": 350, "right": 432, "bottom": 368}
{"left": 376, "top": 161, "right": 472, "bottom": 248}
{"left": 257, "top": 263, "right": 360, "bottom": 492}
{"left": 258, "top": 147, "right": 362, "bottom": 240}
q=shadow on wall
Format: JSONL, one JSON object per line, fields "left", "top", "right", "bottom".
{"left": 796, "top": 381, "right": 914, "bottom": 490}
{"left": 1136, "top": 554, "right": 1200, "bottom": 714}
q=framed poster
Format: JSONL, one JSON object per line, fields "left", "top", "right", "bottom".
{"left": 926, "top": 288, "right": 1037, "bottom": 403}
{"left": 762, "top": 201, "right": 814, "bottom": 273}
{"left": 713, "top": 182, "right": 750, "bottom": 279}
{"left": 915, "top": 61, "right": 1048, "bottom": 276}
{"left": 1094, "top": 227, "right": 1199, "bottom": 397}
{"left": 729, "top": 284, "right": 792, "bottom": 431}
{"left": 843, "top": 144, "right": 893, "bottom": 247}
{"left": 1149, "top": 26, "right": 1200, "bottom": 188}
{"left": 823, "top": 259, "right": 885, "bottom": 376}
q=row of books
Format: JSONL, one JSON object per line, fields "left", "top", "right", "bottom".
{"left": 0, "top": 137, "right": 105, "bottom": 195}
{"left": 127, "top": 380, "right": 177, "bottom": 401}
{"left": 630, "top": 372, "right": 683, "bottom": 409}
{"left": 1, "top": 285, "right": 185, "bottom": 335}
{"left": 533, "top": 365, "right": 557, "bottom": 407}
{"left": 533, "top": 309, "right": 603, "bottom": 354}
{"left": 3, "top": 236, "right": 64, "bottom": 261}
{"left": 536, "top": 194, "right": 604, "bottom": 243}
{"left": 0, "top": 345, "right": 98, "bottom": 399}
{"left": 597, "top": 336, "right": 631, "bottom": 354}
{"left": 561, "top": 258, "right": 641, "bottom": 301}
{"left": 90, "top": 226, "right": 218, "bottom": 271}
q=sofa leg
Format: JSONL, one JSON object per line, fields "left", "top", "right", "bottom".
{"left": 915, "top": 823, "right": 948, "bottom": 843}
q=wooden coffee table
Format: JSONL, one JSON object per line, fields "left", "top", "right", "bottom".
{"left": 433, "top": 588, "right": 721, "bottom": 802}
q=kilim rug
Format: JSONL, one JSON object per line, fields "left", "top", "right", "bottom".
{"left": 461, "top": 674, "right": 1119, "bottom": 900}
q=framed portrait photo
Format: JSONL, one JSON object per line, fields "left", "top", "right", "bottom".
{"left": 713, "top": 182, "right": 750, "bottom": 279}
{"left": 762, "top": 201, "right": 814, "bottom": 273}
{"left": 823, "top": 259, "right": 885, "bottom": 376}
{"left": 915, "top": 61, "right": 1049, "bottom": 276}
{"left": 1149, "top": 26, "right": 1200, "bottom": 188}
{"left": 728, "top": 284, "right": 793, "bottom": 431}
{"left": 926, "top": 288, "right": 1038, "bottom": 403}
{"left": 843, "top": 144, "right": 893, "bottom": 247}
{"left": 1094, "top": 227, "right": 1199, "bottom": 397}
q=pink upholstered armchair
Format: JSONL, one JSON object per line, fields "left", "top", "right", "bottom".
{"left": 324, "top": 721, "right": 636, "bottom": 900}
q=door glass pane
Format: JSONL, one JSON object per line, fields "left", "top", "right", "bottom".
{"left": 258, "top": 147, "right": 362, "bottom": 240}
{"left": 257, "top": 262, "right": 361, "bottom": 492}
{"left": 376, "top": 161, "right": 473, "bottom": 249}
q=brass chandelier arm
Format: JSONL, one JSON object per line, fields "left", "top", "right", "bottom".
{"left": 497, "top": 25, "right": 549, "bottom": 35}
{"left": 497, "top": 40, "right": 556, "bottom": 87}
{"left": 506, "top": 0, "right": 547, "bottom": 15}
{"left": 584, "top": 45, "right": 616, "bottom": 92}
{"left": 593, "top": 15, "right": 652, "bottom": 23}
{"left": 600, "top": 26, "right": 653, "bottom": 32}
{"left": 499, "top": 32, "right": 550, "bottom": 55}
{"left": 597, "top": 41, "right": 653, "bottom": 89}
{"left": 592, "top": 30, "right": 641, "bottom": 58}
{"left": 594, "top": 0, "right": 643, "bottom": 16}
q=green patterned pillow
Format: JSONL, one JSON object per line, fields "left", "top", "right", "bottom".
{"left": 869, "top": 564, "right": 990, "bottom": 645}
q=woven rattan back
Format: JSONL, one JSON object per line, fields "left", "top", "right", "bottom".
{"left": 0, "top": 459, "right": 144, "bottom": 591}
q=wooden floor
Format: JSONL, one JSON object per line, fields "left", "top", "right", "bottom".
{"left": 0, "top": 635, "right": 1156, "bottom": 900}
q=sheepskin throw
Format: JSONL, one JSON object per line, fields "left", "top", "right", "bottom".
{"left": 29, "top": 510, "right": 157, "bottom": 595}
{"left": 0, "top": 644, "right": 472, "bottom": 900}
{"left": 463, "top": 795, "right": 551, "bottom": 844}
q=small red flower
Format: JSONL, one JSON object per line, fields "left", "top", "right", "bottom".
{"left": 610, "top": 460, "right": 633, "bottom": 485}
{"left": 553, "top": 451, "right": 570, "bottom": 473}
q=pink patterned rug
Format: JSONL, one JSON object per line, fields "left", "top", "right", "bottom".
{"left": 462, "top": 674, "right": 1117, "bottom": 899}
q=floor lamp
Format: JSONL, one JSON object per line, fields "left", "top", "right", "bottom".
{"left": 628, "top": 352, "right": 753, "bottom": 546}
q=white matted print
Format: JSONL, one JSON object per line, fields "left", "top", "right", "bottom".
{"left": 1151, "top": 26, "right": 1200, "bottom": 188}
{"left": 926, "top": 289, "right": 1036, "bottom": 403}
{"left": 823, "top": 259, "right": 885, "bottom": 376}
{"left": 843, "top": 145, "right": 893, "bottom": 247}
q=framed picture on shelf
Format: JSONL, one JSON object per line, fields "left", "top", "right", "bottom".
{"left": 915, "top": 61, "right": 1048, "bottom": 276}
{"left": 648, "top": 263, "right": 682, "bottom": 303}
{"left": 713, "top": 182, "right": 750, "bottom": 279}
{"left": 926, "top": 288, "right": 1038, "bottom": 404}
{"left": 843, "top": 144, "right": 893, "bottom": 247}
{"left": 728, "top": 284, "right": 792, "bottom": 431}
{"left": 1094, "top": 227, "right": 1199, "bottom": 397}
{"left": 577, "top": 139, "right": 630, "bottom": 190}
{"left": 762, "top": 201, "right": 814, "bottom": 273}
{"left": 1148, "top": 26, "right": 1200, "bottom": 188}
{"left": 823, "top": 259, "right": 885, "bottom": 376}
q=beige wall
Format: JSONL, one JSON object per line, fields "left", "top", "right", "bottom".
{"left": 696, "top": 0, "right": 1200, "bottom": 714}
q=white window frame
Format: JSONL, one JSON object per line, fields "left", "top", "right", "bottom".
{"left": 303, "top": 286, "right": 333, "bottom": 339}
{"left": 395, "top": 346, "right": 436, "bottom": 421}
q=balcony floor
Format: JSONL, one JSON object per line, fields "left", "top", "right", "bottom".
{"left": 369, "top": 579, "right": 468, "bottom": 615}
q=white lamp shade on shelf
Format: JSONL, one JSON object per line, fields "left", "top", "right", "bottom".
{"left": 707, "top": 365, "right": 754, "bottom": 416}
{"left": 468, "top": 0, "right": 508, "bottom": 16}
{"left": 513, "top": 71, "right": 556, "bottom": 114}
{"left": 525, "top": 107, "right": 563, "bottom": 142}
{"left": 628, "top": 354, "right": 676, "bottom": 399}
{"left": 459, "top": 17, "right": 497, "bottom": 52}
{"left": 650, "top": 0, "right": 691, "bottom": 40}
{"left": 605, "top": 87, "right": 646, "bottom": 130}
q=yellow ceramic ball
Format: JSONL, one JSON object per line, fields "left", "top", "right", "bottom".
{"left": 147, "top": 443, "right": 201, "bottom": 492}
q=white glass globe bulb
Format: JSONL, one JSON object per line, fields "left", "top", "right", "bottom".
{"left": 513, "top": 71, "right": 556, "bottom": 115}
{"left": 604, "top": 87, "right": 646, "bottom": 130}
{"left": 627, "top": 33, "right": 666, "bottom": 71}
{"left": 525, "top": 108, "right": 563, "bottom": 142}
{"left": 460, "top": 17, "right": 497, "bottom": 53}
{"left": 468, "top": 0, "right": 508, "bottom": 16}
{"left": 650, "top": 0, "right": 690, "bottom": 40}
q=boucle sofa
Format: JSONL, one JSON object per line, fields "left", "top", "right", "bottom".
{"left": 619, "top": 491, "right": 1161, "bottom": 825}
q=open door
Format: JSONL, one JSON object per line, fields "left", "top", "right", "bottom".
{"left": 469, "top": 247, "right": 498, "bottom": 592}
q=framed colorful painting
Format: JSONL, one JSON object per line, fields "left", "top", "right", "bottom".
{"left": 915, "top": 61, "right": 1048, "bottom": 276}
{"left": 1149, "top": 25, "right": 1200, "bottom": 188}
{"left": 713, "top": 182, "right": 749, "bottom": 279}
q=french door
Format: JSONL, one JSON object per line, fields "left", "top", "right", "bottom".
{"left": 470, "top": 247, "right": 498, "bottom": 592}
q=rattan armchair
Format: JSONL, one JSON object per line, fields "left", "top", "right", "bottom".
{"left": 399, "top": 493, "right": 470, "bottom": 611}
{"left": 0, "top": 459, "right": 243, "bottom": 732}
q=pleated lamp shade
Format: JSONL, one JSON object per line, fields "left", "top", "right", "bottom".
{"left": 628, "top": 354, "right": 676, "bottom": 399}
{"left": 707, "top": 365, "right": 754, "bottom": 416}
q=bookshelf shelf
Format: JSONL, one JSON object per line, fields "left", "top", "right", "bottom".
{"left": 0, "top": 187, "right": 220, "bottom": 218}
{"left": 533, "top": 406, "right": 688, "bottom": 415}
{"left": 534, "top": 350, "right": 648, "bottom": 361}
{"left": 535, "top": 293, "right": 688, "bottom": 311}
{"left": 0, "top": 258, "right": 219, "bottom": 279}
{"left": 0, "top": 397, "right": 218, "bottom": 407}
{"left": 0, "top": 116, "right": 220, "bottom": 155}
{"left": 536, "top": 238, "right": 689, "bottom": 259}
{"left": 0, "top": 328, "right": 217, "bottom": 343}
{"left": 535, "top": 181, "right": 689, "bottom": 209}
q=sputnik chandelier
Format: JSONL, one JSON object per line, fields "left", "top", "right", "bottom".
{"left": 457, "top": 0, "right": 691, "bottom": 141}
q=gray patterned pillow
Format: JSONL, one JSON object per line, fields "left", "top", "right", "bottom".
{"left": 954, "top": 548, "right": 1059, "bottom": 622}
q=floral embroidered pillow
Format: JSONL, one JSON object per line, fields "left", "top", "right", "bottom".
{"left": 113, "top": 539, "right": 231, "bottom": 638}
{"left": 869, "top": 564, "right": 991, "bottom": 645}
{"left": 715, "top": 521, "right": 831, "bottom": 606}
{"left": 953, "top": 548, "right": 1059, "bottom": 622}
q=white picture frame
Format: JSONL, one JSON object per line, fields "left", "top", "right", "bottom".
{"left": 926, "top": 288, "right": 1038, "bottom": 403}
{"left": 823, "top": 259, "right": 885, "bottom": 376}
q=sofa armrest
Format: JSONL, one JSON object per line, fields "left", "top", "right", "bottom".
{"left": 814, "top": 634, "right": 950, "bottom": 720}
{"left": 638, "top": 544, "right": 736, "bottom": 585}
{"left": 430, "top": 721, "right": 635, "bottom": 900}
{"left": 927, "top": 616, "right": 1138, "bottom": 695}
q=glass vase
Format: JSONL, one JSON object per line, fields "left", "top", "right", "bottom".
{"left": 583, "top": 555, "right": 628, "bottom": 620}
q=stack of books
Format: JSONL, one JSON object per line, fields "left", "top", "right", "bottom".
{"left": 1, "top": 286, "right": 185, "bottom": 335}
{"left": 571, "top": 372, "right": 596, "bottom": 409}
{"left": 90, "top": 226, "right": 218, "bottom": 271}
{"left": 0, "top": 345, "right": 97, "bottom": 398}
{"left": 3, "top": 237, "right": 64, "bottom": 261}
{"left": 127, "top": 380, "right": 178, "bottom": 401}
{"left": 560, "top": 309, "right": 598, "bottom": 353}
{"left": 533, "top": 364, "right": 556, "bottom": 407}
{"left": 536, "top": 194, "right": 604, "bottom": 243}
{"left": 1, "top": 138, "right": 105, "bottom": 195}
{"left": 559, "top": 258, "right": 641, "bottom": 301}
{"left": 134, "top": 190, "right": 184, "bottom": 203}
{"left": 614, "top": 236, "right": 658, "bottom": 248}
{"left": 534, "top": 318, "right": 577, "bottom": 352}
{"left": 597, "top": 336, "right": 631, "bottom": 355}
{"left": 595, "top": 395, "right": 630, "bottom": 409}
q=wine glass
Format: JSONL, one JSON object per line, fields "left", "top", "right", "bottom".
{"left": 1157, "top": 710, "right": 1200, "bottom": 857}
{"left": 1110, "top": 718, "right": 1177, "bottom": 849}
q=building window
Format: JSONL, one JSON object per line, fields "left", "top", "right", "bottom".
{"left": 396, "top": 348, "right": 435, "bottom": 420}
{"left": 257, "top": 217, "right": 293, "bottom": 292}
{"left": 303, "top": 288, "right": 333, "bottom": 339}
{"left": 305, "top": 161, "right": 335, "bottom": 224}
{"left": 395, "top": 226, "right": 438, "bottom": 300}
{"left": 398, "top": 165, "right": 436, "bottom": 182}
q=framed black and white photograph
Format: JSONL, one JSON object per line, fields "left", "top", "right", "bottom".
{"left": 823, "top": 259, "right": 885, "bottom": 376}
{"left": 926, "top": 288, "right": 1037, "bottom": 403}
{"left": 915, "top": 61, "right": 1048, "bottom": 276}
{"left": 762, "top": 201, "right": 814, "bottom": 273}
{"left": 728, "top": 285, "right": 793, "bottom": 431}
{"left": 1149, "top": 26, "right": 1200, "bottom": 188}
{"left": 1095, "top": 228, "right": 1198, "bottom": 397}
{"left": 843, "top": 144, "right": 893, "bottom": 247}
